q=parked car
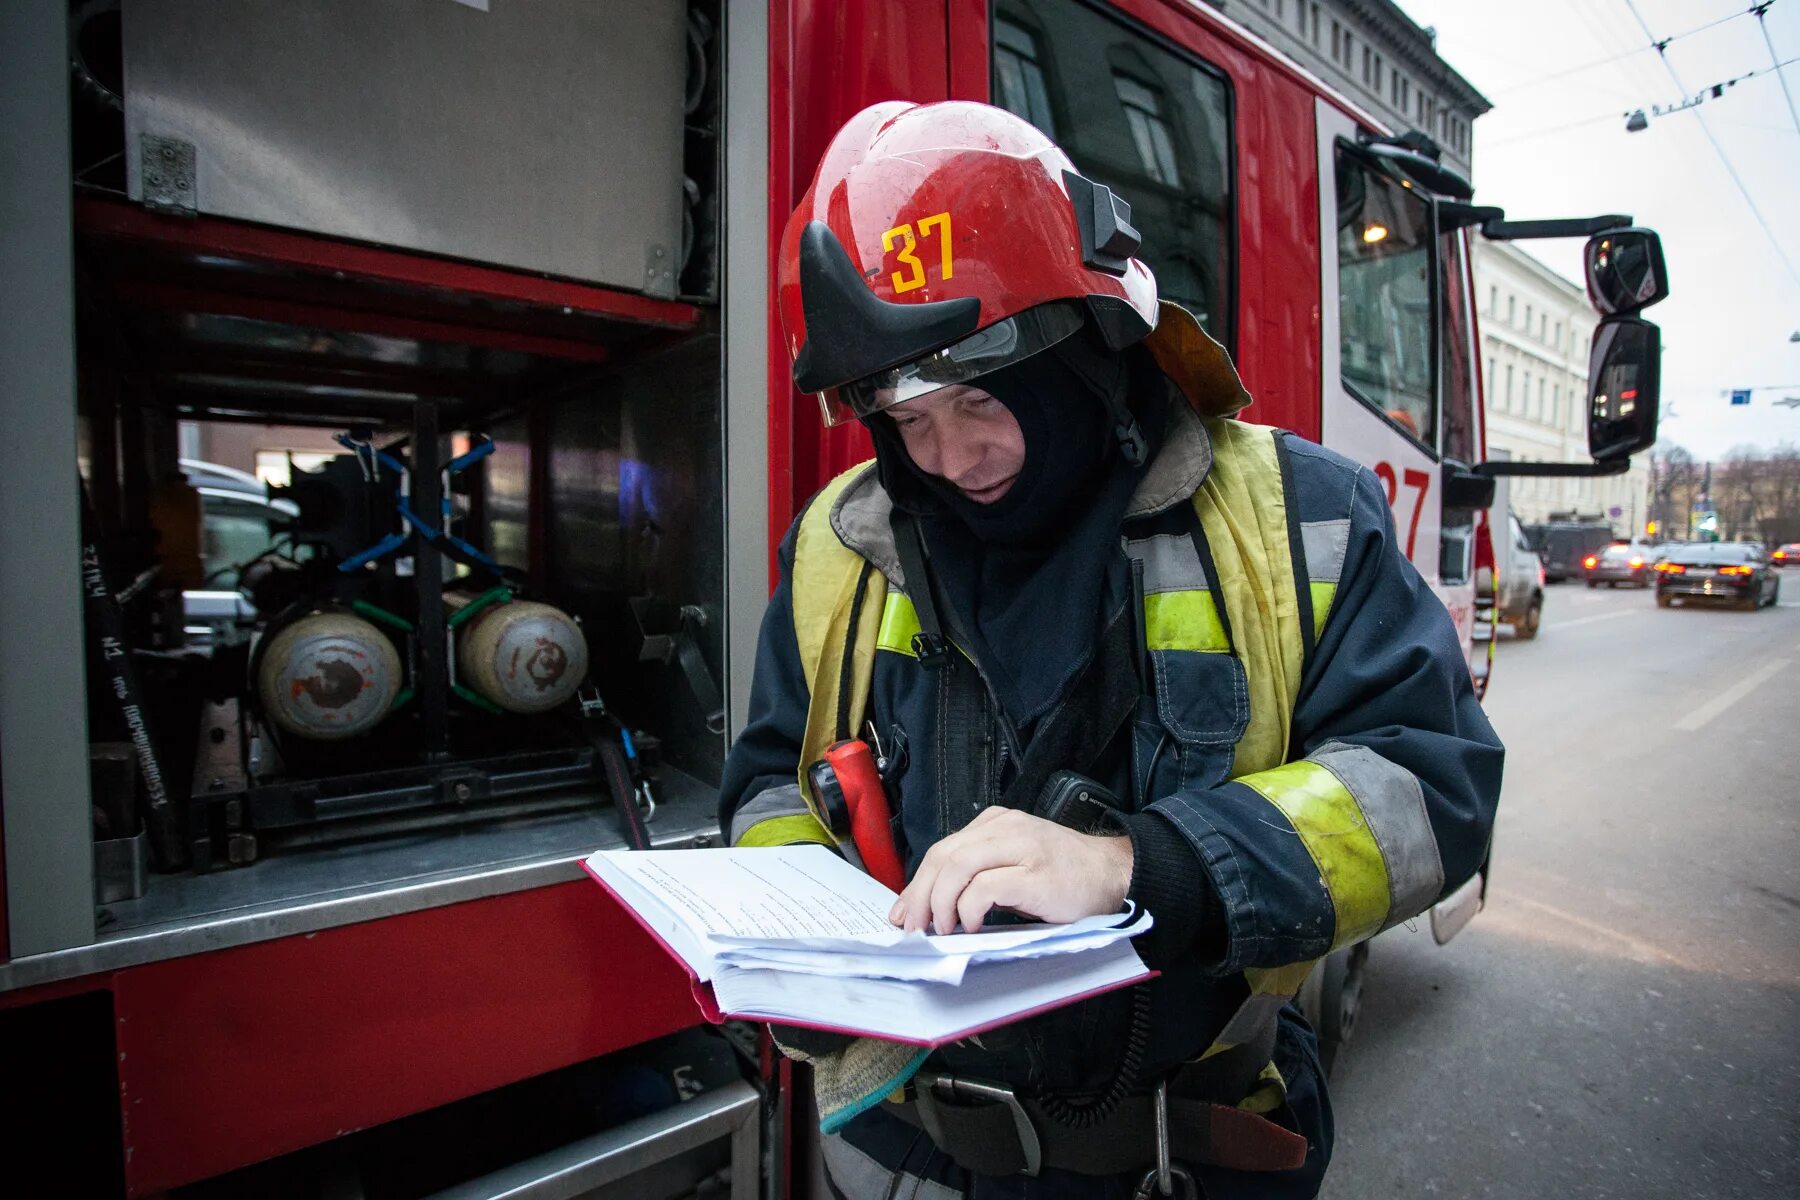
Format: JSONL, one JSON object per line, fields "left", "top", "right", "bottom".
{"left": 1496, "top": 511, "right": 1546, "bottom": 638}
{"left": 1582, "top": 543, "right": 1651, "bottom": 588}
{"left": 1772, "top": 543, "right": 1799, "bottom": 567}
{"left": 179, "top": 459, "right": 300, "bottom": 646}
{"left": 1654, "top": 543, "right": 1782, "bottom": 610}
{"left": 1539, "top": 522, "right": 1616, "bottom": 582}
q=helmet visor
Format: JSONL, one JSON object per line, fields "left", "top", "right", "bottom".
{"left": 817, "top": 302, "right": 1085, "bottom": 427}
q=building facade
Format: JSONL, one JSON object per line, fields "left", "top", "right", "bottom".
{"left": 1475, "top": 239, "right": 1650, "bottom": 533}
{"left": 1219, "top": 0, "right": 1488, "bottom": 178}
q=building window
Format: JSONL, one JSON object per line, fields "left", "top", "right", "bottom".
{"left": 1487, "top": 357, "right": 1496, "bottom": 398}
{"left": 1554, "top": 320, "right": 1562, "bottom": 351}
{"left": 1539, "top": 313, "right": 1547, "bottom": 340}
{"left": 1525, "top": 303, "right": 1532, "bottom": 333}
{"left": 993, "top": 17, "right": 1057, "bottom": 139}
{"left": 1362, "top": 46, "right": 1372, "bottom": 86}
{"left": 1311, "top": 4, "right": 1321, "bottom": 45}
{"left": 1489, "top": 285, "right": 1498, "bottom": 313}
{"left": 1538, "top": 376, "right": 1547, "bottom": 420}
{"left": 1374, "top": 54, "right": 1383, "bottom": 94}
{"left": 1114, "top": 73, "right": 1180, "bottom": 187}
{"left": 1504, "top": 363, "right": 1514, "bottom": 409}
{"left": 1330, "top": 19, "right": 1340, "bottom": 61}
{"left": 995, "top": 1, "right": 1237, "bottom": 350}
{"left": 1343, "top": 31, "right": 1354, "bottom": 69}
{"left": 1507, "top": 294, "right": 1515, "bottom": 324}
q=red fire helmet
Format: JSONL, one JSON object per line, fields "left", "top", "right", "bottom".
{"left": 778, "top": 100, "right": 1162, "bottom": 427}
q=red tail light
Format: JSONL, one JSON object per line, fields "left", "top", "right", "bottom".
{"left": 1656, "top": 563, "right": 1686, "bottom": 574}
{"left": 1717, "top": 565, "right": 1753, "bottom": 576}
{"left": 1583, "top": 555, "right": 1598, "bottom": 569}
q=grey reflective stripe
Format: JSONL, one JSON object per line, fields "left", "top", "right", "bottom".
{"left": 1311, "top": 741, "right": 1445, "bottom": 926}
{"left": 821, "top": 1130, "right": 964, "bottom": 1200}
{"left": 727, "top": 781, "right": 810, "bottom": 845}
{"left": 1301, "top": 519, "right": 1350, "bottom": 584}
{"left": 1214, "top": 991, "right": 1288, "bottom": 1048}
{"left": 1124, "top": 532, "right": 1211, "bottom": 594}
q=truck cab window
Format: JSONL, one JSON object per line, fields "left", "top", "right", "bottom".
{"left": 1335, "top": 145, "right": 1435, "bottom": 449}
{"left": 1440, "top": 228, "right": 1477, "bottom": 464}
{"left": 993, "top": 0, "right": 1235, "bottom": 350}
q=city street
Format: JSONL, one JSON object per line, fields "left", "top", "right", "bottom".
{"left": 1324, "top": 578, "right": 1800, "bottom": 1198}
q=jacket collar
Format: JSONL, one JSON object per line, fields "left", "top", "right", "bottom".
{"left": 830, "top": 398, "right": 1213, "bottom": 586}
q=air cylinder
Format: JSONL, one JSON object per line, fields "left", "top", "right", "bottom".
{"left": 256, "top": 611, "right": 402, "bottom": 739}
{"left": 452, "top": 597, "right": 588, "bottom": 714}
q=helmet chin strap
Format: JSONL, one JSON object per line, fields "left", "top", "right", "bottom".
{"left": 1051, "top": 338, "right": 1147, "bottom": 467}
{"left": 1108, "top": 368, "right": 1149, "bottom": 467}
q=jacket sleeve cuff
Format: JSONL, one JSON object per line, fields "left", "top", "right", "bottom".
{"left": 1119, "top": 808, "right": 1224, "bottom": 968}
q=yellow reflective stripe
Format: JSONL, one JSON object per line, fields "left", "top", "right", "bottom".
{"left": 876, "top": 592, "right": 920, "bottom": 657}
{"left": 1239, "top": 761, "right": 1391, "bottom": 950}
{"left": 1244, "top": 960, "right": 1316, "bottom": 998}
{"left": 1143, "top": 590, "right": 1229, "bottom": 653}
{"left": 1239, "top": 1061, "right": 1288, "bottom": 1114}
{"left": 735, "top": 813, "right": 837, "bottom": 849}
{"left": 1310, "top": 580, "right": 1337, "bottom": 641}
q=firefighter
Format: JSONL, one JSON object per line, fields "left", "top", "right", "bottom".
{"left": 721, "top": 100, "right": 1503, "bottom": 1199}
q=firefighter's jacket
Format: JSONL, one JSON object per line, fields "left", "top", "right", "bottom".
{"left": 719, "top": 396, "right": 1504, "bottom": 1157}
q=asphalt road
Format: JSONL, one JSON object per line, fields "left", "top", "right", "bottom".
{"left": 1321, "top": 576, "right": 1800, "bottom": 1200}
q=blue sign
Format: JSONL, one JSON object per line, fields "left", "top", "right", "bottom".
{"left": 1730, "top": 389, "right": 1752, "bottom": 406}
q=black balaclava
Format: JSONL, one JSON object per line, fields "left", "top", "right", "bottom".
{"left": 868, "top": 332, "right": 1170, "bottom": 730}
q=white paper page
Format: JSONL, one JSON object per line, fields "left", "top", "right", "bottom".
{"left": 707, "top": 901, "right": 1151, "bottom": 959}
{"left": 585, "top": 846, "right": 900, "bottom": 954}
{"left": 710, "top": 939, "right": 1149, "bottom": 1043}
{"left": 714, "top": 923, "right": 1154, "bottom": 986}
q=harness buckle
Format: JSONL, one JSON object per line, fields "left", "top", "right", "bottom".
{"left": 915, "top": 1073, "right": 1042, "bottom": 1177}
{"left": 910, "top": 630, "right": 951, "bottom": 669}
{"left": 1131, "top": 1079, "right": 1199, "bottom": 1199}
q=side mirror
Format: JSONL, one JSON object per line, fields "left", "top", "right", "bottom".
{"left": 1442, "top": 460, "right": 1497, "bottom": 510}
{"left": 1588, "top": 316, "right": 1661, "bottom": 461}
{"left": 1584, "top": 227, "right": 1668, "bottom": 315}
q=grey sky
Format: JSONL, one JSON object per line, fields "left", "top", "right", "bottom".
{"left": 1392, "top": 0, "right": 1800, "bottom": 462}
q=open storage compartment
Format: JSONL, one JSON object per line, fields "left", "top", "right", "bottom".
{"left": 65, "top": 0, "right": 733, "bottom": 936}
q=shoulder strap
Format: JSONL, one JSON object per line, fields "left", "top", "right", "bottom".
{"left": 1271, "top": 430, "right": 1317, "bottom": 674}
{"left": 791, "top": 464, "right": 888, "bottom": 785}
{"left": 1192, "top": 418, "right": 1305, "bottom": 776}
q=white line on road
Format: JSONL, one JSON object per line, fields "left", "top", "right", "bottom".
{"left": 1673, "top": 658, "right": 1791, "bottom": 732}
{"left": 1554, "top": 610, "right": 1642, "bottom": 630}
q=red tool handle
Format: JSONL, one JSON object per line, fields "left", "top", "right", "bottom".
{"left": 823, "top": 739, "right": 906, "bottom": 893}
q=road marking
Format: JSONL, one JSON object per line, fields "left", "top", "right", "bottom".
{"left": 1555, "top": 610, "right": 1641, "bottom": 630}
{"left": 1674, "top": 658, "right": 1791, "bottom": 732}
{"left": 1571, "top": 594, "right": 1607, "bottom": 606}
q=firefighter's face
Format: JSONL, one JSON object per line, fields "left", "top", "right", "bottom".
{"left": 888, "top": 385, "right": 1025, "bottom": 504}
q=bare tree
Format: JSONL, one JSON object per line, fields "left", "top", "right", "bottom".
{"left": 1714, "top": 445, "right": 1767, "bottom": 541}
{"left": 1652, "top": 443, "right": 1700, "bottom": 537}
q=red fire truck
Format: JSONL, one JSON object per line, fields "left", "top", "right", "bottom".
{"left": 0, "top": 1, "right": 1662, "bottom": 1196}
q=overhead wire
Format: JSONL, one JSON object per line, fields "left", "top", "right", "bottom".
{"left": 1479, "top": 56, "right": 1798, "bottom": 149}
{"left": 1753, "top": 2, "right": 1800, "bottom": 137}
{"left": 1492, "top": 1, "right": 1783, "bottom": 95}
{"left": 1618, "top": 0, "right": 1800, "bottom": 289}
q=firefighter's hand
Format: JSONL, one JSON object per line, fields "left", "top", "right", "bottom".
{"left": 886, "top": 806, "right": 1133, "bottom": 935}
